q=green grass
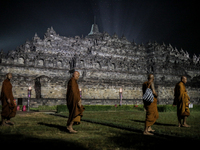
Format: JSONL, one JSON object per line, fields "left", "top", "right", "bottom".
{"left": 59, "top": 110, "right": 200, "bottom": 139}
{"left": 30, "top": 105, "right": 57, "bottom": 111}
{"left": 0, "top": 109, "right": 200, "bottom": 150}
{"left": 56, "top": 104, "right": 200, "bottom": 113}
{"left": 57, "top": 104, "right": 145, "bottom": 113}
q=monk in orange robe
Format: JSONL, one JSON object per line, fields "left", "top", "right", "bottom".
{"left": 174, "top": 76, "right": 190, "bottom": 127}
{"left": 66, "top": 71, "right": 84, "bottom": 133}
{"left": 142, "top": 74, "right": 159, "bottom": 135}
{"left": 0, "top": 73, "right": 16, "bottom": 126}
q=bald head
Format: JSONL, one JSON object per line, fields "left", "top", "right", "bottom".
{"left": 6, "top": 73, "right": 12, "bottom": 80}
{"left": 181, "top": 76, "right": 187, "bottom": 84}
{"left": 148, "top": 74, "right": 154, "bottom": 81}
{"left": 73, "top": 71, "right": 80, "bottom": 80}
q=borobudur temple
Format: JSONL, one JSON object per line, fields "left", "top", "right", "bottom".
{"left": 0, "top": 23, "right": 200, "bottom": 107}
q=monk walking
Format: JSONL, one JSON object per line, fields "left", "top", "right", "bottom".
{"left": 142, "top": 74, "right": 159, "bottom": 135}
{"left": 0, "top": 73, "right": 16, "bottom": 126}
{"left": 66, "top": 71, "right": 84, "bottom": 133}
{"left": 174, "top": 76, "right": 190, "bottom": 127}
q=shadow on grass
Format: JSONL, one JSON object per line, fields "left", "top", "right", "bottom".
{"left": 38, "top": 122, "right": 67, "bottom": 132}
{"left": 108, "top": 132, "right": 199, "bottom": 150}
{"left": 50, "top": 113, "right": 143, "bottom": 134}
{"left": 50, "top": 114, "right": 177, "bottom": 133}
{"left": 0, "top": 132, "right": 87, "bottom": 149}
{"left": 49, "top": 113, "right": 198, "bottom": 139}
{"left": 131, "top": 119, "right": 177, "bottom": 127}
{"left": 47, "top": 114, "right": 199, "bottom": 149}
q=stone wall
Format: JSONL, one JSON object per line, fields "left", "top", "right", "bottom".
{"left": 0, "top": 25, "right": 200, "bottom": 106}
{"left": 1, "top": 80, "right": 199, "bottom": 107}
{"left": 18, "top": 98, "right": 142, "bottom": 108}
{"left": 156, "top": 85, "right": 200, "bottom": 105}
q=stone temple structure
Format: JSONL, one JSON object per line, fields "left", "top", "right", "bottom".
{"left": 0, "top": 23, "right": 200, "bottom": 107}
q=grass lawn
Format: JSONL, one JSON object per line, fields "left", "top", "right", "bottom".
{"left": 0, "top": 109, "right": 200, "bottom": 150}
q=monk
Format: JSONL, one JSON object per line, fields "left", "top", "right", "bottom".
{"left": 66, "top": 71, "right": 84, "bottom": 133}
{"left": 174, "top": 76, "right": 190, "bottom": 127}
{"left": 0, "top": 73, "right": 16, "bottom": 126}
{"left": 142, "top": 74, "right": 159, "bottom": 135}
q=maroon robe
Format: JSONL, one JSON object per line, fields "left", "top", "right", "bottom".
{"left": 1, "top": 79, "right": 16, "bottom": 119}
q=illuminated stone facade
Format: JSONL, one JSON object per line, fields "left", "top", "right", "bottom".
{"left": 0, "top": 23, "right": 200, "bottom": 106}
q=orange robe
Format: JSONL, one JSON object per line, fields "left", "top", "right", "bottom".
{"left": 142, "top": 81, "right": 159, "bottom": 127}
{"left": 0, "top": 79, "right": 16, "bottom": 119}
{"left": 174, "top": 81, "right": 190, "bottom": 118}
{"left": 66, "top": 77, "right": 84, "bottom": 126}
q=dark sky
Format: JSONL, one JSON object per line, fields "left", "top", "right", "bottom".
{"left": 0, "top": 0, "right": 199, "bottom": 56}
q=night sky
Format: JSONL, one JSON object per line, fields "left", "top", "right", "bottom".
{"left": 0, "top": 0, "right": 199, "bottom": 56}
